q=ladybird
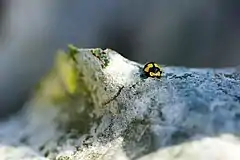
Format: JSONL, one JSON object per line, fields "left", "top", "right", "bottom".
{"left": 143, "top": 62, "right": 163, "bottom": 78}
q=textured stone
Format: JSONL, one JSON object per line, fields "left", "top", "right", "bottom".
{"left": 0, "top": 46, "right": 239, "bottom": 160}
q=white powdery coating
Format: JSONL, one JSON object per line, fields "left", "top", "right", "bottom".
{"left": 73, "top": 137, "right": 125, "bottom": 160}
{"left": 103, "top": 49, "right": 140, "bottom": 86}
{"left": 138, "top": 134, "right": 240, "bottom": 160}
{"left": 0, "top": 115, "right": 26, "bottom": 145}
{"left": 0, "top": 145, "right": 46, "bottom": 160}
{"left": 0, "top": 102, "right": 63, "bottom": 159}
{"left": 0, "top": 114, "right": 47, "bottom": 159}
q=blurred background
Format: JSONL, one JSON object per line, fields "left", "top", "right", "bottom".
{"left": 0, "top": 0, "right": 239, "bottom": 119}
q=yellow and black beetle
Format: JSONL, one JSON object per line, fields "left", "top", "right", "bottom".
{"left": 143, "top": 62, "right": 163, "bottom": 79}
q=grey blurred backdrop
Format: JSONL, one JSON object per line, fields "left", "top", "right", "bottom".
{"left": 0, "top": 0, "right": 239, "bottom": 119}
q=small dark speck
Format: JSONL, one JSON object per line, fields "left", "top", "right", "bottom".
{"left": 97, "top": 133, "right": 105, "bottom": 138}
{"left": 234, "top": 95, "right": 240, "bottom": 102}
{"left": 165, "top": 73, "right": 174, "bottom": 77}
{"left": 140, "top": 73, "right": 148, "bottom": 79}
{"left": 224, "top": 74, "right": 233, "bottom": 79}
{"left": 19, "top": 136, "right": 28, "bottom": 144}
{"left": 234, "top": 113, "right": 240, "bottom": 119}
{"left": 44, "top": 150, "right": 50, "bottom": 157}
{"left": 39, "top": 145, "right": 45, "bottom": 151}
{"left": 85, "top": 135, "right": 93, "bottom": 140}
{"left": 159, "top": 111, "right": 165, "bottom": 121}
{"left": 131, "top": 84, "right": 136, "bottom": 88}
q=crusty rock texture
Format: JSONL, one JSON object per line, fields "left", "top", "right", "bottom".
{"left": 0, "top": 46, "right": 240, "bottom": 160}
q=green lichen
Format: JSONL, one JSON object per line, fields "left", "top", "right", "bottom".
{"left": 33, "top": 49, "right": 79, "bottom": 104}
{"left": 67, "top": 44, "right": 79, "bottom": 63}
{"left": 91, "top": 48, "right": 110, "bottom": 68}
{"left": 30, "top": 46, "right": 109, "bottom": 133}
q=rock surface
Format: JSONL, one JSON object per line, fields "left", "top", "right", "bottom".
{"left": 0, "top": 46, "right": 240, "bottom": 160}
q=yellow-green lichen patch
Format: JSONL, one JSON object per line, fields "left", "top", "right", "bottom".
{"left": 91, "top": 48, "right": 110, "bottom": 68}
{"left": 56, "top": 50, "right": 78, "bottom": 95}
{"left": 32, "top": 50, "right": 79, "bottom": 105}
{"left": 67, "top": 44, "right": 79, "bottom": 63}
{"left": 28, "top": 46, "right": 112, "bottom": 133}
